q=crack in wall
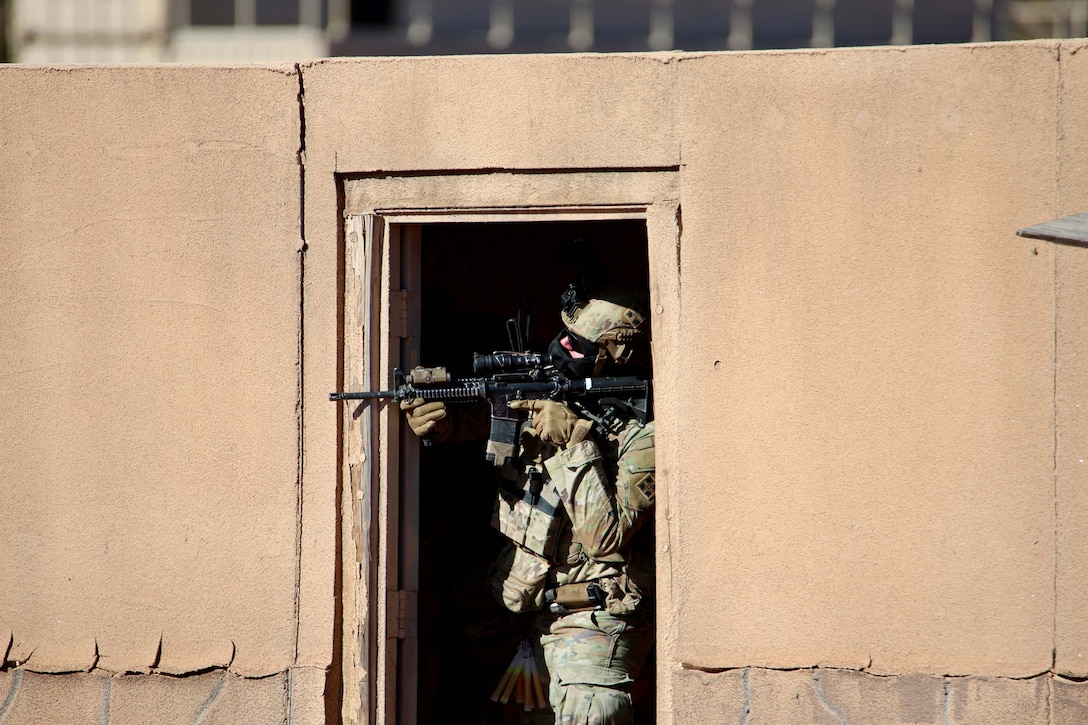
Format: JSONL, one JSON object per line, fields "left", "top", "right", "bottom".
{"left": 0, "top": 666, "right": 332, "bottom": 724}
{"left": 0, "top": 670, "right": 21, "bottom": 724}
{"left": 99, "top": 676, "right": 111, "bottom": 725}
{"left": 292, "top": 61, "right": 308, "bottom": 677}
{"left": 738, "top": 667, "right": 751, "bottom": 725}
{"left": 1052, "top": 41, "right": 1063, "bottom": 684}
{"left": 681, "top": 664, "right": 1075, "bottom": 722}
{"left": 192, "top": 674, "right": 226, "bottom": 725}
{"left": 1049, "top": 669, "right": 1055, "bottom": 725}
{"left": 150, "top": 635, "right": 162, "bottom": 671}
{"left": 812, "top": 671, "right": 849, "bottom": 724}
{"left": 286, "top": 667, "right": 295, "bottom": 725}
{"left": 680, "top": 662, "right": 1065, "bottom": 681}
{"left": 674, "top": 203, "right": 683, "bottom": 291}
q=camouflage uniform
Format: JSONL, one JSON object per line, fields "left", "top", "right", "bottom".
{"left": 491, "top": 416, "right": 655, "bottom": 725}
{"left": 404, "top": 291, "right": 654, "bottom": 724}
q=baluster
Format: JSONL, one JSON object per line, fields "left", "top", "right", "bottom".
{"left": 408, "top": 0, "right": 433, "bottom": 45}
{"left": 971, "top": 0, "right": 992, "bottom": 41}
{"left": 569, "top": 0, "right": 594, "bottom": 50}
{"left": 891, "top": 0, "right": 913, "bottom": 45}
{"left": 300, "top": 0, "right": 322, "bottom": 28}
{"left": 327, "top": 0, "right": 350, "bottom": 41}
{"left": 235, "top": 0, "right": 256, "bottom": 26}
{"left": 1073, "top": 0, "right": 1088, "bottom": 38}
{"left": 489, "top": 0, "right": 515, "bottom": 49}
{"left": 649, "top": 0, "right": 674, "bottom": 50}
{"left": 728, "top": 0, "right": 753, "bottom": 50}
{"left": 173, "top": 0, "right": 191, "bottom": 28}
{"left": 811, "top": 0, "right": 835, "bottom": 47}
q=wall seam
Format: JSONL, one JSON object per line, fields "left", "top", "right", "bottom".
{"left": 291, "top": 62, "right": 309, "bottom": 719}
{"left": 671, "top": 54, "right": 683, "bottom": 296}
{"left": 663, "top": 54, "right": 683, "bottom": 725}
{"left": 682, "top": 663, "right": 1054, "bottom": 680}
{"left": 1052, "top": 42, "right": 1063, "bottom": 679}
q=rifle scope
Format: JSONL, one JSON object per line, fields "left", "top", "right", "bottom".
{"left": 472, "top": 352, "right": 553, "bottom": 375}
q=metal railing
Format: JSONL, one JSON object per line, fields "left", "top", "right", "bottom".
{"left": 395, "top": 0, "right": 1007, "bottom": 52}
{"left": 8, "top": 0, "right": 1088, "bottom": 63}
{"left": 1008, "top": 0, "right": 1088, "bottom": 38}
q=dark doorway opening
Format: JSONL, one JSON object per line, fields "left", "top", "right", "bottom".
{"left": 413, "top": 219, "right": 654, "bottom": 725}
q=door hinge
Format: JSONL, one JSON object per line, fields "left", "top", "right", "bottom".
{"left": 387, "top": 589, "right": 417, "bottom": 640}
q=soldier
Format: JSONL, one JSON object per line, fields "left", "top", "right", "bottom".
{"left": 402, "top": 289, "right": 655, "bottom": 725}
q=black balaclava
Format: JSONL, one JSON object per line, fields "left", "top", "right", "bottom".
{"left": 547, "top": 329, "right": 599, "bottom": 380}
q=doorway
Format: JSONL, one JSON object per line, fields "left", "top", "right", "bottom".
{"left": 412, "top": 219, "right": 652, "bottom": 725}
{"left": 336, "top": 167, "right": 679, "bottom": 725}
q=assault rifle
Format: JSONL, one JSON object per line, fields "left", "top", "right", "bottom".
{"left": 329, "top": 351, "right": 650, "bottom": 467}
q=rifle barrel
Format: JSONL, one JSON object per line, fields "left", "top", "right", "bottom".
{"left": 329, "top": 390, "right": 398, "bottom": 401}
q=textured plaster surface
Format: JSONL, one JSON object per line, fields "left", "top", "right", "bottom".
{"left": 297, "top": 55, "right": 681, "bottom": 700}
{"left": 2, "top": 40, "right": 1088, "bottom": 724}
{"left": 670, "top": 667, "right": 1071, "bottom": 724}
{"left": 0, "top": 65, "right": 303, "bottom": 677}
{"left": 0, "top": 669, "right": 309, "bottom": 724}
{"left": 1055, "top": 40, "right": 1088, "bottom": 678}
{"left": 1053, "top": 676, "right": 1088, "bottom": 722}
{"left": 299, "top": 53, "right": 678, "bottom": 174}
{"left": 671, "top": 42, "right": 1059, "bottom": 677}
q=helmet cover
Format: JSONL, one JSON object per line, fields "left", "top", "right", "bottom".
{"left": 554, "top": 294, "right": 647, "bottom": 375}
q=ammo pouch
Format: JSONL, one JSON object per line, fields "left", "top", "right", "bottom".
{"left": 492, "top": 465, "right": 564, "bottom": 561}
{"left": 545, "top": 582, "right": 606, "bottom": 615}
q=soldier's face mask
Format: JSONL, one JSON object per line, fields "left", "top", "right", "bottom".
{"left": 548, "top": 330, "right": 599, "bottom": 379}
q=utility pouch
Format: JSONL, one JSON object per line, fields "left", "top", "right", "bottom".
{"left": 493, "top": 465, "right": 564, "bottom": 560}
{"left": 544, "top": 582, "right": 606, "bottom": 615}
{"left": 485, "top": 416, "right": 521, "bottom": 469}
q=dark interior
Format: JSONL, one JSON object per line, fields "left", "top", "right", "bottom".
{"left": 414, "top": 219, "right": 653, "bottom": 724}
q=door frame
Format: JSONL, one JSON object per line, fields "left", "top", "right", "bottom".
{"left": 337, "top": 168, "right": 681, "bottom": 725}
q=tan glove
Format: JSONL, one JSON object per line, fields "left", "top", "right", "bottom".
{"left": 400, "top": 398, "right": 450, "bottom": 440}
{"left": 508, "top": 399, "right": 587, "bottom": 448}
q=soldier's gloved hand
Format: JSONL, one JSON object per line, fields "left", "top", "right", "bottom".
{"left": 400, "top": 398, "right": 450, "bottom": 440}
{"left": 508, "top": 399, "right": 584, "bottom": 447}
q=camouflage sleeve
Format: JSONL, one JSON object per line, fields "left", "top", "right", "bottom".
{"left": 543, "top": 421, "right": 655, "bottom": 562}
{"left": 614, "top": 420, "right": 655, "bottom": 522}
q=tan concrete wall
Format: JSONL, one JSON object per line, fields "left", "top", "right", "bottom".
{"left": 0, "top": 64, "right": 326, "bottom": 719}
{"left": 3, "top": 41, "right": 1088, "bottom": 722}
{"left": 671, "top": 42, "right": 1058, "bottom": 676}
{"left": 1056, "top": 43, "right": 1088, "bottom": 680}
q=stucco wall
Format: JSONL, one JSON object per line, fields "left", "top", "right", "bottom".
{"left": 665, "top": 41, "right": 1078, "bottom": 723}
{"left": 2, "top": 42, "right": 1088, "bottom": 723}
{"left": 0, "top": 64, "right": 324, "bottom": 719}
{"left": 674, "top": 42, "right": 1057, "bottom": 674}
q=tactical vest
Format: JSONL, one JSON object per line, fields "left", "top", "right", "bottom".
{"left": 490, "top": 420, "right": 656, "bottom": 616}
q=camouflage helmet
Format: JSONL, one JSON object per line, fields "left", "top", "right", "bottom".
{"left": 560, "top": 292, "right": 647, "bottom": 373}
